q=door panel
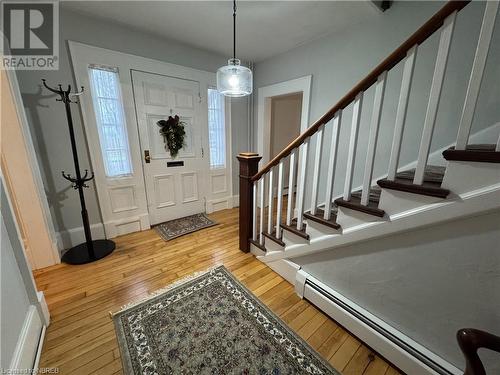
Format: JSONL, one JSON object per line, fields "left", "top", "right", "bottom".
{"left": 132, "top": 71, "right": 208, "bottom": 225}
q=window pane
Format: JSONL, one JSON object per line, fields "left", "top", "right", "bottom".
{"left": 89, "top": 66, "right": 133, "bottom": 177}
{"left": 207, "top": 88, "right": 226, "bottom": 169}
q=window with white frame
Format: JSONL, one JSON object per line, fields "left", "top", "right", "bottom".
{"left": 207, "top": 88, "right": 226, "bottom": 169}
{"left": 88, "top": 65, "right": 133, "bottom": 177}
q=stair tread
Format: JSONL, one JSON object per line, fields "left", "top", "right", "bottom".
{"left": 450, "top": 144, "right": 496, "bottom": 151}
{"left": 395, "top": 165, "right": 446, "bottom": 183}
{"left": 262, "top": 231, "right": 286, "bottom": 247}
{"left": 280, "top": 220, "right": 310, "bottom": 240}
{"left": 335, "top": 194, "right": 385, "bottom": 217}
{"left": 377, "top": 165, "right": 449, "bottom": 198}
{"left": 304, "top": 208, "right": 341, "bottom": 230}
{"left": 350, "top": 186, "right": 382, "bottom": 204}
{"left": 443, "top": 144, "right": 500, "bottom": 163}
{"left": 378, "top": 177, "right": 450, "bottom": 198}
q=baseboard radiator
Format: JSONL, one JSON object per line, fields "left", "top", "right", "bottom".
{"left": 295, "top": 270, "right": 462, "bottom": 375}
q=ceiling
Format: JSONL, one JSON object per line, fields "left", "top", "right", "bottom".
{"left": 62, "top": 1, "right": 380, "bottom": 62}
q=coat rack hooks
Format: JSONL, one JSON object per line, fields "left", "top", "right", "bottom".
{"left": 42, "top": 79, "right": 115, "bottom": 265}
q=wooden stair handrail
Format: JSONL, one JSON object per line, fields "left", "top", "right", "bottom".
{"left": 457, "top": 328, "right": 500, "bottom": 375}
{"left": 252, "top": 0, "right": 470, "bottom": 182}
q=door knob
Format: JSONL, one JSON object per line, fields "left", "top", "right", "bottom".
{"left": 144, "top": 150, "right": 151, "bottom": 163}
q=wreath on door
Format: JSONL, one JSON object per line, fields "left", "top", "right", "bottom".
{"left": 157, "top": 115, "right": 186, "bottom": 158}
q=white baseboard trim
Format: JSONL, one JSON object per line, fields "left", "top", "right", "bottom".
{"left": 296, "top": 270, "right": 462, "bottom": 375}
{"left": 9, "top": 306, "right": 43, "bottom": 371}
{"left": 206, "top": 196, "right": 235, "bottom": 213}
{"left": 37, "top": 291, "right": 50, "bottom": 326}
{"left": 33, "top": 325, "right": 46, "bottom": 371}
{"left": 232, "top": 195, "right": 239, "bottom": 208}
{"left": 55, "top": 222, "right": 105, "bottom": 253}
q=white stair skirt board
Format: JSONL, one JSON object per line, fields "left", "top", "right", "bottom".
{"left": 261, "top": 183, "right": 500, "bottom": 262}
{"left": 295, "top": 271, "right": 462, "bottom": 375}
{"left": 265, "top": 259, "right": 300, "bottom": 285}
{"left": 305, "top": 218, "right": 342, "bottom": 238}
{"left": 441, "top": 161, "right": 500, "bottom": 195}
{"left": 336, "top": 206, "right": 386, "bottom": 230}
{"left": 378, "top": 189, "right": 444, "bottom": 217}
{"left": 9, "top": 306, "right": 44, "bottom": 371}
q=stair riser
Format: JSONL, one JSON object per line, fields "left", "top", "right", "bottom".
{"left": 305, "top": 219, "right": 342, "bottom": 238}
{"left": 265, "top": 238, "right": 285, "bottom": 252}
{"left": 378, "top": 189, "right": 444, "bottom": 217}
{"left": 441, "top": 161, "right": 500, "bottom": 195}
{"left": 282, "top": 229, "right": 309, "bottom": 246}
{"left": 336, "top": 206, "right": 385, "bottom": 230}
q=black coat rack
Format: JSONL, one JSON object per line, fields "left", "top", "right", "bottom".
{"left": 42, "top": 79, "right": 115, "bottom": 265}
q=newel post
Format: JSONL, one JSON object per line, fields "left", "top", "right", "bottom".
{"left": 237, "top": 152, "right": 261, "bottom": 252}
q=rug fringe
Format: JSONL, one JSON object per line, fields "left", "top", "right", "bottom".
{"left": 109, "top": 264, "right": 223, "bottom": 317}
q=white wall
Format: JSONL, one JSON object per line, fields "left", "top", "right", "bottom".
{"left": 253, "top": 1, "right": 500, "bottom": 207}
{"left": 0, "top": 214, "right": 31, "bottom": 368}
{"left": 16, "top": 8, "right": 250, "bottom": 237}
{"left": 295, "top": 210, "right": 500, "bottom": 373}
{"left": 0, "top": 179, "right": 47, "bottom": 369}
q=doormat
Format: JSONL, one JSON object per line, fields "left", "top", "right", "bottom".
{"left": 112, "top": 265, "right": 339, "bottom": 375}
{"left": 154, "top": 213, "right": 217, "bottom": 241}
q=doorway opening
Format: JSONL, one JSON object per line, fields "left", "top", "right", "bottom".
{"left": 270, "top": 92, "right": 303, "bottom": 195}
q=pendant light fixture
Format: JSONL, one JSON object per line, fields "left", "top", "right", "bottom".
{"left": 217, "top": 0, "right": 253, "bottom": 97}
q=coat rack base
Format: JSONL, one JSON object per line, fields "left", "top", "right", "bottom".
{"left": 62, "top": 239, "right": 116, "bottom": 265}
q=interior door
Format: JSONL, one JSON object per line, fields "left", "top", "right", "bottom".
{"left": 132, "top": 71, "right": 208, "bottom": 225}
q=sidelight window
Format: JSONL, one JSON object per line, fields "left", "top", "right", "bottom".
{"left": 207, "top": 88, "right": 226, "bottom": 169}
{"left": 88, "top": 65, "right": 133, "bottom": 177}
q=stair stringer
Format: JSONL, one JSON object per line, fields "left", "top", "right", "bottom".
{"left": 259, "top": 182, "right": 500, "bottom": 262}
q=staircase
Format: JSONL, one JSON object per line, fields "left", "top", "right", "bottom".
{"left": 238, "top": 0, "right": 500, "bottom": 263}
{"left": 236, "top": 2, "right": 500, "bottom": 373}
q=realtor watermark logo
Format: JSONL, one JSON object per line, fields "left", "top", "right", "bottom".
{"left": 1, "top": 1, "right": 59, "bottom": 70}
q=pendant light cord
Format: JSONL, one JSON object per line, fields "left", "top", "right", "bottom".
{"left": 233, "top": 0, "right": 236, "bottom": 59}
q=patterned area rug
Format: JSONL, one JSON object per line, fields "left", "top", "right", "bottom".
{"left": 113, "top": 266, "right": 339, "bottom": 375}
{"left": 154, "top": 213, "right": 217, "bottom": 241}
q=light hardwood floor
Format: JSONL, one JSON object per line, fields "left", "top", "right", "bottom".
{"left": 34, "top": 208, "right": 401, "bottom": 374}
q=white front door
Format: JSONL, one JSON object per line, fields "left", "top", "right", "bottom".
{"left": 132, "top": 71, "right": 208, "bottom": 225}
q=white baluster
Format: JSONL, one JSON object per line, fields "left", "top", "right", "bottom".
{"left": 343, "top": 93, "right": 363, "bottom": 200}
{"left": 259, "top": 177, "right": 265, "bottom": 245}
{"left": 267, "top": 168, "right": 274, "bottom": 234}
{"left": 324, "top": 111, "right": 341, "bottom": 220}
{"left": 361, "top": 72, "right": 387, "bottom": 206}
{"left": 252, "top": 182, "right": 257, "bottom": 240}
{"left": 275, "top": 161, "right": 284, "bottom": 237}
{"left": 286, "top": 150, "right": 297, "bottom": 226}
{"left": 295, "top": 139, "right": 309, "bottom": 230}
{"left": 456, "top": 1, "right": 498, "bottom": 150}
{"left": 310, "top": 125, "right": 324, "bottom": 215}
{"left": 388, "top": 46, "right": 418, "bottom": 181}
{"left": 414, "top": 12, "right": 456, "bottom": 185}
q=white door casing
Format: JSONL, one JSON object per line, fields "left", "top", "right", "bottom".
{"left": 132, "top": 71, "right": 207, "bottom": 225}
{"left": 69, "top": 42, "right": 231, "bottom": 237}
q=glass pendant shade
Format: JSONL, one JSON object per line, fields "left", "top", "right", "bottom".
{"left": 217, "top": 58, "right": 252, "bottom": 97}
